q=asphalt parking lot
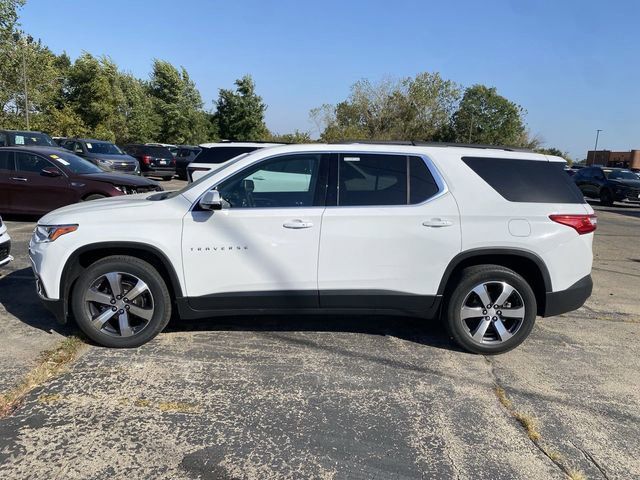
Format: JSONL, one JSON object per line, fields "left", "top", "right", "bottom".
{"left": 0, "top": 185, "right": 638, "bottom": 479}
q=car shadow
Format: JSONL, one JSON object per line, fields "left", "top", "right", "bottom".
{"left": 0, "top": 267, "right": 75, "bottom": 336}
{"left": 0, "top": 268, "right": 460, "bottom": 352}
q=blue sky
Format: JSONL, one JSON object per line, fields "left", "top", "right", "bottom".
{"left": 19, "top": 0, "right": 639, "bottom": 159}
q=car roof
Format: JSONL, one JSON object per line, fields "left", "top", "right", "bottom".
{"left": 199, "top": 142, "right": 283, "bottom": 148}
{"left": 0, "top": 146, "right": 66, "bottom": 155}
{"left": 0, "top": 129, "right": 47, "bottom": 134}
{"left": 67, "top": 138, "right": 115, "bottom": 143}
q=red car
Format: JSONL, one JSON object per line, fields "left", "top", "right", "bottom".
{"left": 0, "top": 146, "right": 163, "bottom": 216}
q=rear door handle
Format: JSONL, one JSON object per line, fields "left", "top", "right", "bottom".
{"left": 283, "top": 219, "right": 314, "bottom": 229}
{"left": 10, "top": 177, "right": 27, "bottom": 182}
{"left": 422, "top": 218, "right": 453, "bottom": 228}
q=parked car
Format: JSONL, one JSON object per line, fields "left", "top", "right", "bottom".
{"left": 0, "top": 129, "right": 56, "bottom": 147}
{"left": 0, "top": 215, "right": 12, "bottom": 267}
{"left": 175, "top": 145, "right": 201, "bottom": 180}
{"left": 30, "top": 142, "right": 594, "bottom": 353}
{"left": 122, "top": 144, "right": 175, "bottom": 180}
{"left": 573, "top": 166, "right": 640, "bottom": 206}
{"left": 146, "top": 143, "right": 178, "bottom": 157}
{"left": 52, "top": 137, "right": 67, "bottom": 146}
{"left": 0, "top": 146, "right": 163, "bottom": 216}
{"left": 187, "top": 142, "right": 282, "bottom": 182}
{"left": 61, "top": 138, "right": 140, "bottom": 175}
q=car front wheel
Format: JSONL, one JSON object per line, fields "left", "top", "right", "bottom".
{"left": 444, "top": 265, "right": 537, "bottom": 354}
{"left": 71, "top": 255, "right": 172, "bottom": 348}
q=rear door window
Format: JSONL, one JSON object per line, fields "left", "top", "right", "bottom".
{"left": 338, "top": 154, "right": 407, "bottom": 206}
{"left": 462, "top": 157, "right": 584, "bottom": 203}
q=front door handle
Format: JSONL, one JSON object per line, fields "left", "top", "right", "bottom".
{"left": 10, "top": 177, "right": 27, "bottom": 182}
{"left": 422, "top": 218, "right": 453, "bottom": 228}
{"left": 283, "top": 219, "right": 313, "bottom": 229}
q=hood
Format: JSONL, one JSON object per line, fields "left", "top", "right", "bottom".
{"left": 85, "top": 153, "right": 137, "bottom": 162}
{"left": 609, "top": 178, "right": 640, "bottom": 188}
{"left": 78, "top": 172, "right": 160, "bottom": 187}
{"left": 39, "top": 192, "right": 158, "bottom": 225}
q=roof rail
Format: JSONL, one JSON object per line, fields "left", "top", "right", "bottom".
{"left": 331, "top": 140, "right": 532, "bottom": 153}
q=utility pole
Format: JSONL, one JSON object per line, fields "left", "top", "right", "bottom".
{"left": 21, "top": 38, "right": 29, "bottom": 130}
{"left": 468, "top": 114, "right": 474, "bottom": 143}
{"left": 593, "top": 129, "right": 602, "bottom": 164}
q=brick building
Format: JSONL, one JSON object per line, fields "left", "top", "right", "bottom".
{"left": 586, "top": 150, "right": 640, "bottom": 169}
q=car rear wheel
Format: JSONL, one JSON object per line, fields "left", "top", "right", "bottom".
{"left": 444, "top": 265, "right": 536, "bottom": 354}
{"left": 71, "top": 256, "right": 171, "bottom": 348}
{"left": 600, "top": 189, "right": 613, "bottom": 206}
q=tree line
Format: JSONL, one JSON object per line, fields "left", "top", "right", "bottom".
{"left": 0, "top": 0, "right": 569, "bottom": 159}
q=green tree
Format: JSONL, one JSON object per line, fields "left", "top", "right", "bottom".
{"left": 0, "top": 0, "right": 24, "bottom": 39}
{"left": 311, "top": 73, "right": 461, "bottom": 142}
{"left": 450, "top": 85, "right": 527, "bottom": 146}
{"left": 148, "top": 60, "right": 211, "bottom": 144}
{"left": 215, "top": 75, "right": 268, "bottom": 141}
{"left": 536, "top": 147, "right": 572, "bottom": 164}
{"left": 267, "top": 130, "right": 313, "bottom": 143}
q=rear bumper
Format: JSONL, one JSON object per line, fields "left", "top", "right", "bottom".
{"left": 543, "top": 275, "right": 592, "bottom": 317}
{"left": 0, "top": 238, "right": 12, "bottom": 267}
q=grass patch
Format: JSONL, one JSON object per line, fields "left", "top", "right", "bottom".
{"left": 0, "top": 336, "right": 86, "bottom": 417}
{"left": 513, "top": 412, "right": 541, "bottom": 442}
{"left": 567, "top": 469, "right": 586, "bottom": 480}
{"left": 37, "top": 393, "right": 62, "bottom": 404}
{"left": 157, "top": 401, "right": 201, "bottom": 414}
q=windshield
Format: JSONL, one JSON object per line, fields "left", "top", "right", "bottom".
{"left": 47, "top": 150, "right": 104, "bottom": 174}
{"left": 607, "top": 170, "right": 638, "bottom": 180}
{"left": 86, "top": 141, "right": 124, "bottom": 155}
{"left": 10, "top": 132, "right": 55, "bottom": 146}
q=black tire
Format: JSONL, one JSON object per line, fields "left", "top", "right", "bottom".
{"left": 600, "top": 189, "right": 613, "bottom": 206}
{"left": 71, "top": 255, "right": 172, "bottom": 348}
{"left": 443, "top": 265, "right": 537, "bottom": 354}
{"left": 84, "top": 194, "right": 106, "bottom": 201}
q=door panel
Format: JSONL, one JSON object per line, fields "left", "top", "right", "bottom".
{"left": 181, "top": 153, "right": 330, "bottom": 309}
{"left": 318, "top": 153, "right": 461, "bottom": 308}
{"left": 12, "top": 152, "right": 73, "bottom": 214}
{"left": 0, "top": 151, "right": 14, "bottom": 212}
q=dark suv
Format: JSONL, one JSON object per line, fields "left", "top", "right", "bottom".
{"left": 122, "top": 144, "right": 175, "bottom": 180}
{"left": 61, "top": 138, "right": 140, "bottom": 175}
{"left": 175, "top": 145, "right": 201, "bottom": 180}
{"left": 573, "top": 166, "right": 640, "bottom": 206}
{"left": 0, "top": 147, "right": 162, "bottom": 216}
{"left": 0, "top": 129, "right": 56, "bottom": 147}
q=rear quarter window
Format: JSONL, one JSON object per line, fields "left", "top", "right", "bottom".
{"left": 193, "top": 146, "right": 258, "bottom": 164}
{"left": 462, "top": 157, "right": 584, "bottom": 204}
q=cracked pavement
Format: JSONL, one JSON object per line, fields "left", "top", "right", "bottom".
{"left": 0, "top": 195, "right": 638, "bottom": 479}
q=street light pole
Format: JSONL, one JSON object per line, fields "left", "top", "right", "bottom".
{"left": 593, "top": 129, "right": 602, "bottom": 164}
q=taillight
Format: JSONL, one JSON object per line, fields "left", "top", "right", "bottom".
{"left": 141, "top": 155, "right": 151, "bottom": 165}
{"left": 549, "top": 214, "right": 597, "bottom": 235}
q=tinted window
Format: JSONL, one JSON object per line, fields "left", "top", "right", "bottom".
{"left": 16, "top": 152, "right": 53, "bottom": 173}
{"left": 0, "top": 133, "right": 6, "bottom": 147}
{"left": 606, "top": 170, "right": 637, "bottom": 180}
{"left": 462, "top": 157, "right": 584, "bottom": 204}
{"left": 410, "top": 156, "right": 439, "bottom": 204}
{"left": 218, "top": 154, "right": 322, "bottom": 208}
{"left": 339, "top": 154, "right": 407, "bottom": 206}
{"left": 0, "top": 151, "right": 13, "bottom": 170}
{"left": 46, "top": 150, "right": 103, "bottom": 174}
{"left": 193, "top": 146, "right": 258, "bottom": 164}
{"left": 140, "top": 146, "right": 173, "bottom": 158}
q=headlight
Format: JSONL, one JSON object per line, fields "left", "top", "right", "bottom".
{"left": 33, "top": 225, "right": 78, "bottom": 243}
{"left": 114, "top": 185, "right": 131, "bottom": 194}
{"left": 98, "top": 159, "right": 114, "bottom": 166}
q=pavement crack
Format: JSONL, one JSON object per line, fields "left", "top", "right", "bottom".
{"left": 444, "top": 448, "right": 463, "bottom": 480}
{"left": 484, "top": 356, "right": 584, "bottom": 479}
{"left": 570, "top": 440, "right": 610, "bottom": 480}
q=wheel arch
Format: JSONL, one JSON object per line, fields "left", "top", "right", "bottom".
{"left": 59, "top": 242, "right": 183, "bottom": 322}
{"left": 438, "top": 248, "right": 551, "bottom": 316}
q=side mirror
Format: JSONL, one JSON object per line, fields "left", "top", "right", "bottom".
{"left": 41, "top": 167, "right": 62, "bottom": 178}
{"left": 200, "top": 190, "right": 224, "bottom": 211}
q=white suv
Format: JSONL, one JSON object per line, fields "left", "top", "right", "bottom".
{"left": 29, "top": 143, "right": 595, "bottom": 353}
{"left": 0, "top": 216, "right": 12, "bottom": 267}
{"left": 187, "top": 142, "right": 282, "bottom": 183}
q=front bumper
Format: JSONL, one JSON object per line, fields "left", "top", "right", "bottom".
{"left": 543, "top": 274, "right": 592, "bottom": 317}
{"left": 0, "top": 238, "right": 12, "bottom": 267}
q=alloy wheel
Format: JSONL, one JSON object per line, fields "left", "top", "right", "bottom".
{"left": 460, "top": 281, "right": 525, "bottom": 345}
{"left": 83, "top": 271, "right": 155, "bottom": 338}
